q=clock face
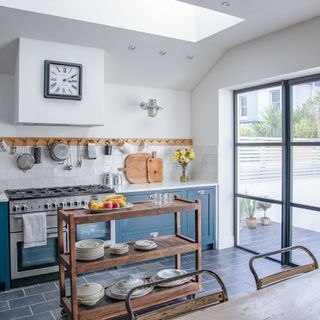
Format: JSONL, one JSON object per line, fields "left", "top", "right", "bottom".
{"left": 44, "top": 61, "right": 82, "bottom": 100}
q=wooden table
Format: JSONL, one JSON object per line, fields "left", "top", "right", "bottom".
{"left": 177, "top": 270, "right": 320, "bottom": 320}
{"left": 58, "top": 198, "right": 202, "bottom": 320}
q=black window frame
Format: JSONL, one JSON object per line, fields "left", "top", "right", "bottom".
{"left": 234, "top": 73, "right": 320, "bottom": 265}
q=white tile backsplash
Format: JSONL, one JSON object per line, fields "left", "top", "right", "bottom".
{"left": 0, "top": 145, "right": 187, "bottom": 192}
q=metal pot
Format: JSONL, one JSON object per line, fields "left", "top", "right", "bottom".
{"left": 17, "top": 152, "right": 35, "bottom": 171}
{"left": 49, "top": 142, "right": 70, "bottom": 162}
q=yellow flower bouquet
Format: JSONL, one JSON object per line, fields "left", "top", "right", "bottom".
{"left": 172, "top": 147, "right": 196, "bottom": 182}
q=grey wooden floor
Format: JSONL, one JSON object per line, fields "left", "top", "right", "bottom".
{"left": 0, "top": 248, "right": 287, "bottom": 320}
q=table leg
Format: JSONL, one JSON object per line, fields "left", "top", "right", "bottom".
{"left": 58, "top": 213, "right": 66, "bottom": 299}
{"left": 175, "top": 212, "right": 182, "bottom": 269}
{"left": 195, "top": 201, "right": 202, "bottom": 289}
{"left": 68, "top": 214, "right": 78, "bottom": 320}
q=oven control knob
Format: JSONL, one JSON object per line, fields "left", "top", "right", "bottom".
{"left": 44, "top": 203, "right": 51, "bottom": 209}
{"left": 13, "top": 205, "right": 20, "bottom": 212}
{"left": 21, "top": 204, "right": 28, "bottom": 211}
{"left": 59, "top": 202, "right": 65, "bottom": 208}
{"left": 81, "top": 200, "right": 88, "bottom": 206}
{"left": 67, "top": 202, "right": 73, "bottom": 207}
{"left": 52, "top": 202, "right": 58, "bottom": 209}
{"left": 74, "top": 200, "right": 80, "bottom": 207}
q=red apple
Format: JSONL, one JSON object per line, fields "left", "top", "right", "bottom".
{"left": 112, "top": 201, "right": 120, "bottom": 208}
{"left": 103, "top": 201, "right": 113, "bottom": 209}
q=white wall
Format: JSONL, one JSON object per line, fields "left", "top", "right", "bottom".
{"left": 0, "top": 76, "right": 191, "bottom": 138}
{"left": 191, "top": 16, "right": 320, "bottom": 249}
{"left": 15, "top": 38, "right": 105, "bottom": 126}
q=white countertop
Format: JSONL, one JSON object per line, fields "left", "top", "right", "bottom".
{"left": 115, "top": 180, "right": 218, "bottom": 194}
{"left": 0, "top": 192, "right": 8, "bottom": 203}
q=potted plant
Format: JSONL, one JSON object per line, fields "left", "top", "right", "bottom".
{"left": 172, "top": 147, "right": 196, "bottom": 182}
{"left": 256, "top": 199, "right": 272, "bottom": 226}
{"left": 240, "top": 198, "right": 257, "bottom": 229}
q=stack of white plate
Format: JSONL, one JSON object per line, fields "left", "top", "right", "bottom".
{"left": 106, "top": 276, "right": 153, "bottom": 300}
{"left": 150, "top": 269, "right": 192, "bottom": 287}
{"left": 134, "top": 240, "right": 157, "bottom": 251}
{"left": 77, "top": 283, "right": 105, "bottom": 306}
{"left": 109, "top": 243, "right": 129, "bottom": 255}
{"left": 76, "top": 239, "right": 105, "bottom": 261}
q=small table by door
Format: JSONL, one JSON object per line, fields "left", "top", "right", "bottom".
{"left": 177, "top": 269, "right": 320, "bottom": 320}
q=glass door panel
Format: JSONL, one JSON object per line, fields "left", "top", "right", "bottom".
{"left": 292, "top": 146, "right": 320, "bottom": 207}
{"left": 237, "top": 146, "right": 282, "bottom": 200}
{"left": 291, "top": 207, "right": 320, "bottom": 264}
{"left": 237, "top": 197, "right": 282, "bottom": 255}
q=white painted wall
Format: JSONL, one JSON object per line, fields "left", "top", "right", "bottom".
{"left": 16, "top": 38, "right": 105, "bottom": 126}
{"left": 0, "top": 75, "right": 191, "bottom": 138}
{"left": 191, "top": 16, "right": 320, "bottom": 249}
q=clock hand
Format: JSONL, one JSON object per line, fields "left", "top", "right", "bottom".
{"left": 63, "top": 74, "right": 78, "bottom": 81}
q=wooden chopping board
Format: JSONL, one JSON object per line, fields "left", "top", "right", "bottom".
{"left": 147, "top": 152, "right": 163, "bottom": 183}
{"left": 122, "top": 153, "right": 151, "bottom": 184}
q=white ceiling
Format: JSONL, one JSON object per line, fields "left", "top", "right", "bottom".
{"left": 0, "top": 0, "right": 319, "bottom": 90}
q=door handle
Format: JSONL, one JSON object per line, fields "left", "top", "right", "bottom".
{"left": 197, "top": 190, "right": 206, "bottom": 195}
{"left": 13, "top": 213, "right": 57, "bottom": 219}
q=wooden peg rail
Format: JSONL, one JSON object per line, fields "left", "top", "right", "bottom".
{"left": 0, "top": 137, "right": 193, "bottom": 147}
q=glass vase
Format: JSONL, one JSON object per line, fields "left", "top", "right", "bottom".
{"left": 180, "top": 165, "right": 188, "bottom": 182}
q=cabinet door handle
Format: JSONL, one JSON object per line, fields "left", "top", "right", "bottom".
{"left": 197, "top": 190, "right": 205, "bottom": 195}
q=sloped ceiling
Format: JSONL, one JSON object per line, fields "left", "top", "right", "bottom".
{"left": 0, "top": 0, "right": 319, "bottom": 90}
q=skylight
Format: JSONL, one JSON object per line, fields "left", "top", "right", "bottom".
{"left": 0, "top": 0, "right": 244, "bottom": 42}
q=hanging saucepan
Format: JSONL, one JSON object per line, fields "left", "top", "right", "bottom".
{"left": 17, "top": 146, "right": 35, "bottom": 172}
{"left": 49, "top": 142, "right": 70, "bottom": 163}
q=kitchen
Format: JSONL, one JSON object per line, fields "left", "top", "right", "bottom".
{"left": 1, "top": 1, "right": 320, "bottom": 319}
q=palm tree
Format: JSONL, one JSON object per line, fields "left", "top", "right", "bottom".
{"left": 252, "top": 105, "right": 281, "bottom": 137}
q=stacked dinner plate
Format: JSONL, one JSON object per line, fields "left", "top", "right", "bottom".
{"left": 109, "top": 243, "right": 129, "bottom": 255}
{"left": 76, "top": 239, "right": 105, "bottom": 261}
{"left": 106, "top": 276, "right": 153, "bottom": 300}
{"left": 77, "top": 283, "right": 104, "bottom": 306}
{"left": 150, "top": 269, "right": 192, "bottom": 287}
{"left": 134, "top": 240, "right": 157, "bottom": 251}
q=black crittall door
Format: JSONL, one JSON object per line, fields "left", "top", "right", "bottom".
{"left": 234, "top": 74, "right": 320, "bottom": 265}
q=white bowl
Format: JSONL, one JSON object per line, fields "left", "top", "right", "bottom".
{"left": 78, "top": 283, "right": 104, "bottom": 299}
{"left": 157, "top": 269, "right": 186, "bottom": 279}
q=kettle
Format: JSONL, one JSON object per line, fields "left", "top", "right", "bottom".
{"left": 114, "top": 172, "right": 123, "bottom": 186}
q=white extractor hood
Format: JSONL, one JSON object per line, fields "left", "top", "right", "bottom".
{"left": 14, "top": 38, "right": 105, "bottom": 127}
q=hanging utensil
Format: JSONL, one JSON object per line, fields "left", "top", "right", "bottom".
{"left": 76, "top": 142, "right": 83, "bottom": 168}
{"left": 105, "top": 140, "right": 112, "bottom": 155}
{"left": 17, "top": 144, "right": 35, "bottom": 172}
{"left": 49, "top": 141, "right": 70, "bottom": 164}
{"left": 65, "top": 144, "right": 73, "bottom": 170}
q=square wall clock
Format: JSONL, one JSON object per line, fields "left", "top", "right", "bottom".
{"left": 44, "top": 60, "right": 82, "bottom": 100}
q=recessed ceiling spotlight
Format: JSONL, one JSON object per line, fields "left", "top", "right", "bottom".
{"left": 221, "top": 1, "right": 231, "bottom": 6}
{"left": 128, "top": 45, "right": 136, "bottom": 50}
{"left": 159, "top": 50, "right": 167, "bottom": 56}
{"left": 186, "top": 55, "right": 194, "bottom": 60}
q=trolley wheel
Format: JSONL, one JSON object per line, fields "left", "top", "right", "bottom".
{"left": 61, "top": 308, "right": 69, "bottom": 319}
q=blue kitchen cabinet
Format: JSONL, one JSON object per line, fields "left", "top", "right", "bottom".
{"left": 116, "top": 190, "right": 188, "bottom": 242}
{"left": 0, "top": 202, "right": 10, "bottom": 290}
{"left": 186, "top": 187, "right": 216, "bottom": 249}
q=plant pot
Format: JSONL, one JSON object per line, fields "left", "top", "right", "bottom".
{"left": 246, "top": 217, "right": 257, "bottom": 229}
{"left": 260, "top": 216, "right": 271, "bottom": 226}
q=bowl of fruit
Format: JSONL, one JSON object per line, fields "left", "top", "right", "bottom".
{"left": 88, "top": 195, "right": 133, "bottom": 213}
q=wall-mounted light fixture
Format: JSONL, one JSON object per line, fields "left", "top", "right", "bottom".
{"left": 140, "top": 99, "right": 163, "bottom": 117}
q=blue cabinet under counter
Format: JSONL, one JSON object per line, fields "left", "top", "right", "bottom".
{"left": 0, "top": 202, "right": 10, "bottom": 290}
{"left": 116, "top": 185, "right": 217, "bottom": 249}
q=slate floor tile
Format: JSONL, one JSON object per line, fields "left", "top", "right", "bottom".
{"left": 31, "top": 300, "right": 61, "bottom": 314}
{"left": 0, "top": 306, "right": 32, "bottom": 320}
{"left": 18, "top": 311, "right": 55, "bottom": 320}
{"left": 0, "top": 300, "right": 9, "bottom": 311}
{"left": 43, "top": 290, "right": 59, "bottom": 302}
{"left": 0, "top": 289, "right": 25, "bottom": 301}
{"left": 9, "top": 294, "right": 45, "bottom": 309}
{"left": 24, "top": 283, "right": 57, "bottom": 296}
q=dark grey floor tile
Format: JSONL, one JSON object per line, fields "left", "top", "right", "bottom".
{"left": 51, "top": 308, "right": 63, "bottom": 320}
{"left": 24, "top": 283, "right": 57, "bottom": 296}
{"left": 0, "top": 300, "right": 9, "bottom": 312}
{"left": 0, "top": 306, "right": 32, "bottom": 320}
{"left": 43, "top": 290, "right": 59, "bottom": 302}
{"left": 110, "top": 266, "right": 140, "bottom": 278}
{"left": 31, "top": 300, "right": 60, "bottom": 314}
{"left": 84, "top": 272, "right": 114, "bottom": 284}
{"left": 18, "top": 311, "right": 55, "bottom": 320}
{"left": 9, "top": 294, "right": 45, "bottom": 309}
{"left": 0, "top": 289, "right": 25, "bottom": 301}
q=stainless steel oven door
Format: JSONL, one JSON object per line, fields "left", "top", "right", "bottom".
{"left": 10, "top": 228, "right": 67, "bottom": 279}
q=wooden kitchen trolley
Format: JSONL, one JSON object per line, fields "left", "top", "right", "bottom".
{"left": 58, "top": 197, "right": 202, "bottom": 320}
